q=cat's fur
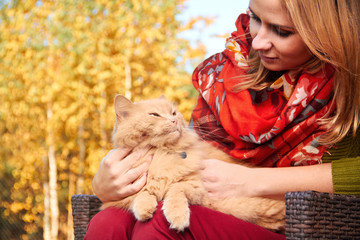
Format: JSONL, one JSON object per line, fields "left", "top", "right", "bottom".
{"left": 102, "top": 95, "right": 285, "bottom": 232}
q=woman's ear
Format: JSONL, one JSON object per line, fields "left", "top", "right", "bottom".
{"left": 114, "top": 94, "right": 133, "bottom": 120}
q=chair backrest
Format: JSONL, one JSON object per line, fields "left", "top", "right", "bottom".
{"left": 71, "top": 191, "right": 360, "bottom": 239}
{"left": 71, "top": 194, "right": 102, "bottom": 240}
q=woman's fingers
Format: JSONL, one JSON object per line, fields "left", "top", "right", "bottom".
{"left": 118, "top": 173, "right": 148, "bottom": 197}
{"left": 101, "top": 148, "right": 132, "bottom": 170}
{"left": 92, "top": 147, "right": 153, "bottom": 202}
{"left": 125, "top": 155, "right": 152, "bottom": 183}
{"left": 112, "top": 154, "right": 152, "bottom": 198}
{"left": 120, "top": 147, "right": 150, "bottom": 169}
{"left": 200, "top": 159, "right": 219, "bottom": 183}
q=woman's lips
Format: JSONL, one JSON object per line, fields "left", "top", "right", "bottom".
{"left": 259, "top": 52, "right": 278, "bottom": 63}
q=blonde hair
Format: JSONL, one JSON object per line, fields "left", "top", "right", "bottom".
{"left": 240, "top": 0, "right": 360, "bottom": 145}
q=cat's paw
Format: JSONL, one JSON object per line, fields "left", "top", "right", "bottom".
{"left": 162, "top": 198, "right": 190, "bottom": 232}
{"left": 132, "top": 195, "right": 158, "bottom": 221}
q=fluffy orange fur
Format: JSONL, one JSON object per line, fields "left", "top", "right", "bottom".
{"left": 101, "top": 95, "right": 285, "bottom": 232}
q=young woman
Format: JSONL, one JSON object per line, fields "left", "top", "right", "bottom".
{"left": 85, "top": 0, "right": 360, "bottom": 239}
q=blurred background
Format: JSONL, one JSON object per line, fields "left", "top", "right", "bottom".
{"left": 0, "top": 0, "right": 247, "bottom": 239}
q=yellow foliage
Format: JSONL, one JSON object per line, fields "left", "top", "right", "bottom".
{"left": 0, "top": 0, "right": 212, "bottom": 238}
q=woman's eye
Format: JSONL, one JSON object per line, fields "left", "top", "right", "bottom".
{"left": 274, "top": 27, "right": 294, "bottom": 37}
{"left": 250, "top": 14, "right": 261, "bottom": 23}
{"left": 172, "top": 111, "right": 176, "bottom": 116}
{"left": 149, "top": 112, "right": 160, "bottom": 117}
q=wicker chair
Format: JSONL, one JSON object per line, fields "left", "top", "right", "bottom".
{"left": 71, "top": 191, "right": 360, "bottom": 240}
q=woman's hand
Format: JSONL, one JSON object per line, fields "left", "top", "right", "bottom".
{"left": 92, "top": 147, "right": 152, "bottom": 203}
{"left": 200, "top": 159, "right": 334, "bottom": 200}
{"left": 200, "top": 159, "right": 259, "bottom": 199}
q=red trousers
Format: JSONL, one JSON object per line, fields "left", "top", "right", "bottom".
{"left": 85, "top": 203, "right": 285, "bottom": 240}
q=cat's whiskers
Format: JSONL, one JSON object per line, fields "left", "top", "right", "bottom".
{"left": 192, "top": 126, "right": 230, "bottom": 142}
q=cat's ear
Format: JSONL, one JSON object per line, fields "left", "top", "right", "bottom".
{"left": 114, "top": 94, "right": 133, "bottom": 119}
{"left": 158, "top": 95, "right": 167, "bottom": 100}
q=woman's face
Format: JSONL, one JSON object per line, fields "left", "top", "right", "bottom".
{"left": 249, "top": 0, "right": 313, "bottom": 71}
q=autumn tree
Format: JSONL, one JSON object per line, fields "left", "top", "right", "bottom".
{"left": 0, "top": 0, "right": 209, "bottom": 239}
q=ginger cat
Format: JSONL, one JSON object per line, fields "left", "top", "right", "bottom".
{"left": 101, "top": 95, "right": 285, "bottom": 232}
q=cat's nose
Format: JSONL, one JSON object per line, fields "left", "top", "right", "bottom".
{"left": 170, "top": 117, "right": 177, "bottom": 124}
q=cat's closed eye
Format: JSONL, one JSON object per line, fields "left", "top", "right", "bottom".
{"left": 149, "top": 112, "right": 161, "bottom": 117}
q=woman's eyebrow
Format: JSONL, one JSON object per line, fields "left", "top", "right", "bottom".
{"left": 248, "top": 6, "right": 295, "bottom": 32}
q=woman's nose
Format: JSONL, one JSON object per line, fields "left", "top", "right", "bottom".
{"left": 251, "top": 28, "right": 272, "bottom": 51}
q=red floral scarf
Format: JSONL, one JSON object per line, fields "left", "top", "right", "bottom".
{"left": 190, "top": 14, "right": 336, "bottom": 167}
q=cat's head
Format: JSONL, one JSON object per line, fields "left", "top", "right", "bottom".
{"left": 112, "top": 95, "right": 187, "bottom": 148}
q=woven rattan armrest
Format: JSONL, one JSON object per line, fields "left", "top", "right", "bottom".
{"left": 71, "top": 194, "right": 102, "bottom": 240}
{"left": 71, "top": 191, "right": 360, "bottom": 240}
{"left": 285, "top": 191, "right": 360, "bottom": 239}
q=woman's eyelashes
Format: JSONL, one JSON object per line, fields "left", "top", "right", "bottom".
{"left": 250, "top": 13, "right": 261, "bottom": 23}
{"left": 273, "top": 26, "right": 294, "bottom": 37}
{"left": 250, "top": 12, "right": 294, "bottom": 38}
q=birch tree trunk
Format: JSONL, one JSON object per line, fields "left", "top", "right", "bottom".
{"left": 47, "top": 105, "right": 59, "bottom": 240}
{"left": 67, "top": 172, "right": 76, "bottom": 240}
{"left": 43, "top": 155, "right": 51, "bottom": 240}
{"left": 100, "top": 79, "right": 108, "bottom": 149}
{"left": 77, "top": 82, "right": 85, "bottom": 194}
{"left": 77, "top": 121, "right": 85, "bottom": 194}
